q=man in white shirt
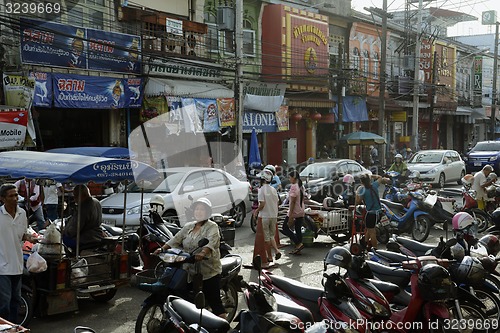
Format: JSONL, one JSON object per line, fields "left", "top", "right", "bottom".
{"left": 43, "top": 180, "right": 64, "bottom": 222}
{"left": 472, "top": 165, "right": 494, "bottom": 210}
{"left": 253, "top": 169, "right": 281, "bottom": 265}
{"left": 0, "top": 184, "right": 29, "bottom": 323}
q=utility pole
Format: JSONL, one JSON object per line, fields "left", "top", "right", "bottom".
{"left": 235, "top": 0, "right": 244, "bottom": 157}
{"left": 428, "top": 50, "right": 438, "bottom": 148}
{"left": 412, "top": 0, "right": 425, "bottom": 152}
{"left": 337, "top": 43, "right": 344, "bottom": 141}
{"left": 490, "top": 22, "right": 499, "bottom": 140}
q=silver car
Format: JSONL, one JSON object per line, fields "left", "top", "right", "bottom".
{"left": 407, "top": 150, "right": 466, "bottom": 188}
{"left": 100, "top": 167, "right": 251, "bottom": 228}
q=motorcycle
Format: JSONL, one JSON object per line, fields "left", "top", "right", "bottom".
{"left": 133, "top": 238, "right": 242, "bottom": 333}
{"left": 377, "top": 191, "right": 432, "bottom": 244}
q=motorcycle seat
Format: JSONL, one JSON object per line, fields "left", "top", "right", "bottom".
{"left": 396, "top": 236, "right": 435, "bottom": 256}
{"left": 220, "top": 255, "right": 242, "bottom": 277}
{"left": 380, "top": 199, "right": 406, "bottom": 212}
{"left": 366, "top": 261, "right": 411, "bottom": 287}
{"left": 270, "top": 275, "right": 323, "bottom": 302}
{"left": 373, "top": 249, "right": 415, "bottom": 263}
{"left": 367, "top": 279, "right": 401, "bottom": 295}
{"left": 170, "top": 297, "right": 230, "bottom": 331}
{"left": 275, "top": 293, "right": 314, "bottom": 324}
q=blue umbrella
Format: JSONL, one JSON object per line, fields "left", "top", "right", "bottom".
{"left": 248, "top": 128, "right": 262, "bottom": 169}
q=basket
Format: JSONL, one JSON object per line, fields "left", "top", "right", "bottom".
{"left": 322, "top": 208, "right": 350, "bottom": 232}
{"left": 130, "top": 269, "right": 158, "bottom": 287}
{"left": 131, "top": 267, "right": 188, "bottom": 291}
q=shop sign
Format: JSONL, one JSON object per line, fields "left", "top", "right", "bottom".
{"left": 390, "top": 111, "right": 407, "bottom": 122}
{"left": 53, "top": 74, "right": 143, "bottom": 109}
{"left": 145, "top": 58, "right": 223, "bottom": 81}
{"left": 166, "top": 18, "right": 183, "bottom": 36}
{"left": 474, "top": 56, "right": 483, "bottom": 91}
{"left": 0, "top": 110, "right": 28, "bottom": 148}
{"left": 20, "top": 18, "right": 141, "bottom": 74}
{"left": 30, "top": 71, "right": 53, "bottom": 107}
{"left": 243, "top": 111, "right": 276, "bottom": 133}
{"left": 242, "top": 81, "right": 286, "bottom": 97}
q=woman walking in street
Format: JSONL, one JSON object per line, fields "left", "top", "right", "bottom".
{"left": 282, "top": 170, "right": 305, "bottom": 254}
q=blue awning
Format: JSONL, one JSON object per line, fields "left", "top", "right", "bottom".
{"left": 331, "top": 96, "right": 368, "bottom": 122}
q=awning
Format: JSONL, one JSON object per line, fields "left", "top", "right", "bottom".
{"left": 454, "top": 107, "right": 489, "bottom": 124}
{"left": 244, "top": 94, "right": 284, "bottom": 112}
{"left": 145, "top": 78, "right": 234, "bottom": 98}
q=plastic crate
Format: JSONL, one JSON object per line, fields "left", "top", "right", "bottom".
{"left": 322, "top": 208, "right": 350, "bottom": 232}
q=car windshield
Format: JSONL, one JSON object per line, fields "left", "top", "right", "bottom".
{"left": 126, "top": 171, "right": 184, "bottom": 193}
{"left": 300, "top": 163, "right": 339, "bottom": 178}
{"left": 471, "top": 142, "right": 500, "bottom": 152}
{"left": 408, "top": 152, "right": 443, "bottom": 164}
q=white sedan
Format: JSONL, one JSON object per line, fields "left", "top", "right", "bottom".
{"left": 100, "top": 167, "right": 251, "bottom": 228}
{"left": 407, "top": 150, "right": 466, "bottom": 188}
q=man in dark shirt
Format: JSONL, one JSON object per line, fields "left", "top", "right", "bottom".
{"left": 63, "top": 184, "right": 103, "bottom": 250}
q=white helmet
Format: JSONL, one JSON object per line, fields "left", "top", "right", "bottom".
{"left": 395, "top": 154, "right": 403, "bottom": 159}
{"left": 409, "top": 170, "right": 420, "bottom": 179}
{"left": 453, "top": 256, "right": 486, "bottom": 285}
{"left": 149, "top": 194, "right": 165, "bottom": 214}
{"left": 260, "top": 169, "right": 273, "bottom": 183}
{"left": 487, "top": 173, "right": 498, "bottom": 182}
{"left": 264, "top": 164, "right": 276, "bottom": 175}
{"left": 452, "top": 212, "right": 475, "bottom": 231}
{"left": 191, "top": 197, "right": 213, "bottom": 218}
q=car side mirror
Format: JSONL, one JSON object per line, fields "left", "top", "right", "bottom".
{"left": 182, "top": 185, "right": 195, "bottom": 192}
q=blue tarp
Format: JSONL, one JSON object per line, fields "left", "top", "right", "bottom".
{"left": 46, "top": 147, "right": 136, "bottom": 159}
{"left": 248, "top": 128, "right": 262, "bottom": 168}
{"left": 331, "top": 96, "right": 369, "bottom": 122}
{"left": 0, "top": 151, "right": 160, "bottom": 185}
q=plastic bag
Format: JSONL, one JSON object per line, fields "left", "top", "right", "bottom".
{"left": 38, "top": 223, "right": 63, "bottom": 255}
{"left": 26, "top": 251, "right": 47, "bottom": 273}
{"left": 71, "top": 258, "right": 88, "bottom": 285}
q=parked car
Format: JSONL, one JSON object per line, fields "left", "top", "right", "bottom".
{"left": 299, "top": 159, "right": 372, "bottom": 202}
{"left": 407, "top": 149, "right": 466, "bottom": 188}
{"left": 100, "top": 167, "right": 251, "bottom": 228}
{"left": 463, "top": 141, "right": 500, "bottom": 174}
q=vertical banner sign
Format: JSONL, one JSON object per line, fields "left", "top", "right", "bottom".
{"left": 276, "top": 105, "right": 289, "bottom": 131}
{"left": 2, "top": 74, "right": 35, "bottom": 108}
{"left": 0, "top": 111, "right": 28, "bottom": 148}
{"left": 194, "top": 98, "right": 220, "bottom": 133}
{"left": 30, "top": 72, "right": 53, "bottom": 107}
{"left": 474, "top": 56, "right": 483, "bottom": 92}
{"left": 124, "top": 78, "right": 143, "bottom": 108}
{"left": 217, "top": 98, "right": 236, "bottom": 126}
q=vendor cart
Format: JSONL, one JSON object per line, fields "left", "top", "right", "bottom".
{"left": 0, "top": 151, "right": 160, "bottom": 326}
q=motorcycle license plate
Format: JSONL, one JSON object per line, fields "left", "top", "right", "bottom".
{"left": 380, "top": 215, "right": 390, "bottom": 226}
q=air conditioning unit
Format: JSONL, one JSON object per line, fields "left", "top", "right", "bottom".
{"left": 164, "top": 34, "right": 184, "bottom": 55}
{"left": 217, "top": 6, "right": 235, "bottom": 31}
{"left": 184, "top": 33, "right": 206, "bottom": 58}
{"left": 403, "top": 55, "right": 415, "bottom": 70}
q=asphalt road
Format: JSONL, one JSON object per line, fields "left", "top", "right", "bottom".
{"left": 28, "top": 185, "right": 462, "bottom": 333}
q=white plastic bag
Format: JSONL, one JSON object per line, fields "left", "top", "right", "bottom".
{"left": 38, "top": 223, "right": 63, "bottom": 255}
{"left": 71, "top": 258, "right": 88, "bottom": 285}
{"left": 26, "top": 251, "right": 47, "bottom": 273}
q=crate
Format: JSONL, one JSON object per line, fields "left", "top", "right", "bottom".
{"left": 322, "top": 208, "right": 350, "bottom": 232}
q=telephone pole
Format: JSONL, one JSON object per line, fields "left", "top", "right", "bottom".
{"left": 490, "top": 22, "right": 499, "bottom": 140}
{"left": 235, "top": 0, "right": 244, "bottom": 155}
{"left": 428, "top": 50, "right": 438, "bottom": 148}
{"left": 412, "top": 0, "right": 425, "bottom": 152}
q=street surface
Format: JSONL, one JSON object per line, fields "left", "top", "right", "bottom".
{"left": 29, "top": 185, "right": 462, "bottom": 333}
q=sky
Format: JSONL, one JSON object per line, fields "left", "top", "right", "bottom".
{"left": 351, "top": 0, "right": 500, "bottom": 36}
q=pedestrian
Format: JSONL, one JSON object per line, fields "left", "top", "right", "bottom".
{"left": 14, "top": 178, "right": 45, "bottom": 231}
{"left": 43, "top": 180, "right": 64, "bottom": 223}
{"left": 369, "top": 145, "right": 379, "bottom": 165}
{"left": 154, "top": 198, "right": 227, "bottom": 319}
{"left": 355, "top": 174, "right": 389, "bottom": 250}
{"left": 253, "top": 169, "right": 281, "bottom": 266}
{"left": 472, "top": 165, "right": 495, "bottom": 211}
{"left": 282, "top": 170, "right": 305, "bottom": 255}
{"left": 0, "top": 184, "right": 30, "bottom": 323}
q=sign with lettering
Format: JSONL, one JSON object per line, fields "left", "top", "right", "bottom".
{"left": 474, "top": 56, "right": 483, "bottom": 91}
{"left": 243, "top": 111, "right": 277, "bottom": 133}
{"left": 0, "top": 110, "right": 28, "bottom": 148}
{"left": 145, "top": 58, "right": 223, "bottom": 81}
{"left": 241, "top": 81, "right": 286, "bottom": 97}
{"left": 30, "top": 71, "right": 53, "bottom": 107}
{"left": 166, "top": 18, "right": 183, "bottom": 36}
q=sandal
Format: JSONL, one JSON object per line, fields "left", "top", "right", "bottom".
{"left": 275, "top": 252, "right": 282, "bottom": 260}
{"left": 295, "top": 244, "right": 305, "bottom": 253}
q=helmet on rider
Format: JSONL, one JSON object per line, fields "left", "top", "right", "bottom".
{"left": 395, "top": 154, "right": 403, "bottom": 161}
{"left": 417, "top": 264, "right": 454, "bottom": 301}
{"left": 264, "top": 164, "right": 277, "bottom": 176}
{"left": 342, "top": 174, "right": 355, "bottom": 184}
{"left": 324, "top": 246, "right": 352, "bottom": 269}
{"left": 191, "top": 197, "right": 213, "bottom": 221}
{"left": 149, "top": 194, "right": 165, "bottom": 214}
{"left": 260, "top": 169, "right": 273, "bottom": 183}
{"left": 479, "top": 234, "right": 500, "bottom": 256}
{"left": 452, "top": 212, "right": 475, "bottom": 232}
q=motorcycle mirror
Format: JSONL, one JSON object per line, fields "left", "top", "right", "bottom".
{"left": 194, "top": 291, "right": 206, "bottom": 309}
{"left": 253, "top": 255, "right": 262, "bottom": 272}
{"left": 198, "top": 238, "right": 209, "bottom": 247}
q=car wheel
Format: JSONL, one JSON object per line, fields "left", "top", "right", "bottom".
{"left": 437, "top": 173, "right": 445, "bottom": 188}
{"left": 458, "top": 170, "right": 465, "bottom": 185}
{"left": 231, "top": 203, "right": 246, "bottom": 228}
{"left": 162, "top": 210, "right": 180, "bottom": 227}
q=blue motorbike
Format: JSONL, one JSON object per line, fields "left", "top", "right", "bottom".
{"left": 376, "top": 191, "right": 431, "bottom": 244}
{"left": 382, "top": 171, "right": 409, "bottom": 203}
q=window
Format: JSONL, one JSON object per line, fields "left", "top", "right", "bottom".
{"left": 347, "top": 163, "right": 362, "bottom": 175}
{"left": 363, "top": 50, "right": 370, "bottom": 78}
{"left": 224, "top": 31, "right": 235, "bottom": 54}
{"left": 373, "top": 52, "right": 379, "bottom": 80}
{"left": 181, "top": 172, "right": 207, "bottom": 193}
{"left": 90, "top": 10, "right": 104, "bottom": 30}
{"left": 243, "top": 29, "right": 255, "bottom": 57}
{"left": 352, "top": 47, "right": 360, "bottom": 70}
{"left": 67, "top": 5, "right": 83, "bottom": 26}
{"left": 205, "top": 170, "right": 228, "bottom": 188}
{"left": 206, "top": 23, "right": 219, "bottom": 53}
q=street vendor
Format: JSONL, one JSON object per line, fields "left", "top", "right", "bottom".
{"left": 63, "top": 184, "right": 103, "bottom": 251}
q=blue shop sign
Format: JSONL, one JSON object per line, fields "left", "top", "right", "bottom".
{"left": 243, "top": 111, "right": 277, "bottom": 133}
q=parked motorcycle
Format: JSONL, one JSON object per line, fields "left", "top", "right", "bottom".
{"left": 133, "top": 238, "right": 242, "bottom": 333}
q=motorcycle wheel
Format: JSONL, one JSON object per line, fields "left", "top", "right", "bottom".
{"left": 448, "top": 302, "right": 488, "bottom": 333}
{"left": 468, "top": 209, "right": 491, "bottom": 233}
{"left": 376, "top": 226, "right": 390, "bottom": 244}
{"left": 90, "top": 288, "right": 117, "bottom": 302}
{"left": 412, "top": 216, "right": 431, "bottom": 242}
{"left": 250, "top": 214, "right": 257, "bottom": 233}
{"left": 221, "top": 281, "right": 239, "bottom": 322}
{"left": 18, "top": 289, "right": 34, "bottom": 327}
{"left": 135, "top": 302, "right": 172, "bottom": 333}
{"left": 474, "top": 289, "right": 500, "bottom": 321}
